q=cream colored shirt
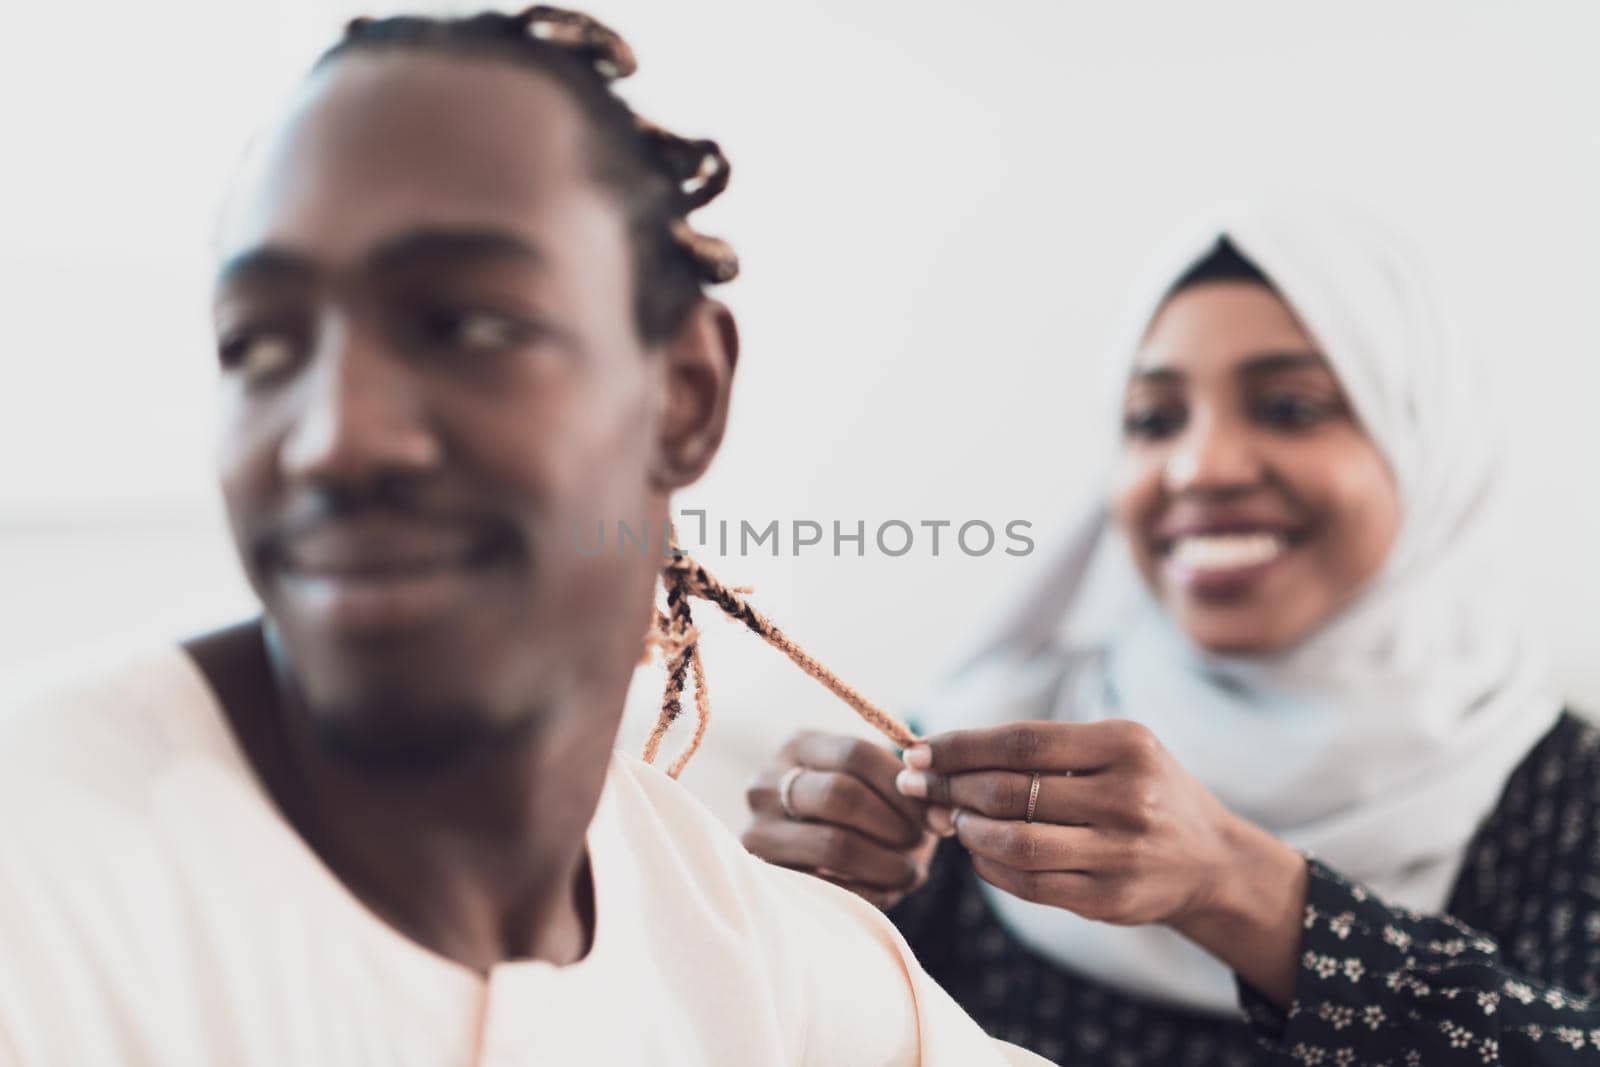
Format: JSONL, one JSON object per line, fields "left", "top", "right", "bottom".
{"left": 0, "top": 648, "right": 1048, "bottom": 1066}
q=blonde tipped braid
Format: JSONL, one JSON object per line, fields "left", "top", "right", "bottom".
{"left": 643, "top": 541, "right": 916, "bottom": 777}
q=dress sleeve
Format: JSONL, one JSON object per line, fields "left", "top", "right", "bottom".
{"left": 1239, "top": 859, "right": 1600, "bottom": 1064}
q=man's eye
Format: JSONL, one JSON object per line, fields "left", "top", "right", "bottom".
{"left": 1123, "top": 406, "right": 1185, "bottom": 440}
{"left": 419, "top": 309, "right": 532, "bottom": 354}
{"left": 218, "top": 331, "right": 299, "bottom": 381}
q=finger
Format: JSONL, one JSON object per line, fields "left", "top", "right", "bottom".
{"left": 782, "top": 731, "right": 928, "bottom": 828}
{"left": 906, "top": 719, "right": 1158, "bottom": 775}
{"left": 786, "top": 769, "right": 923, "bottom": 848}
{"left": 897, "top": 768, "right": 1110, "bottom": 825}
{"left": 953, "top": 810, "right": 1106, "bottom": 872}
{"left": 746, "top": 762, "right": 800, "bottom": 818}
{"left": 970, "top": 855, "right": 1098, "bottom": 908}
{"left": 748, "top": 763, "right": 925, "bottom": 847}
{"left": 741, "top": 820, "right": 922, "bottom": 891}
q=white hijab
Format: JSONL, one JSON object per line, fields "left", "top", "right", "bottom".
{"left": 918, "top": 200, "right": 1561, "bottom": 1017}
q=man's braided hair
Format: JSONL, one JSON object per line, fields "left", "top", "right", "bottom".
{"left": 326, "top": 7, "right": 914, "bottom": 776}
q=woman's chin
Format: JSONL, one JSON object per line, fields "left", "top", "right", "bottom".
{"left": 1167, "top": 599, "right": 1315, "bottom": 658}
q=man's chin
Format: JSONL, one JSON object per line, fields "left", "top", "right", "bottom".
{"left": 308, "top": 699, "right": 532, "bottom": 777}
{"left": 262, "top": 618, "right": 542, "bottom": 776}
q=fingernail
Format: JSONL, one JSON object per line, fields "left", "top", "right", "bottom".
{"left": 895, "top": 769, "right": 928, "bottom": 798}
{"left": 902, "top": 744, "right": 932, "bottom": 770}
{"left": 926, "top": 805, "right": 955, "bottom": 837}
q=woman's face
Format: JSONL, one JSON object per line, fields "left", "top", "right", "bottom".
{"left": 1111, "top": 281, "right": 1401, "bottom": 655}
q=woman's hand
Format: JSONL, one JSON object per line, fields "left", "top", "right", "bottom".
{"left": 896, "top": 719, "right": 1309, "bottom": 1005}
{"left": 743, "top": 731, "right": 940, "bottom": 910}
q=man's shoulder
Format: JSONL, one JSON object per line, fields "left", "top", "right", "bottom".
{"left": 0, "top": 645, "right": 219, "bottom": 805}
{"left": 600, "top": 754, "right": 1051, "bottom": 1066}
{"left": 603, "top": 751, "right": 757, "bottom": 873}
{"left": 602, "top": 750, "right": 902, "bottom": 936}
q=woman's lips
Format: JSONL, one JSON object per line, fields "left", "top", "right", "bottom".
{"left": 1159, "top": 531, "right": 1291, "bottom": 599}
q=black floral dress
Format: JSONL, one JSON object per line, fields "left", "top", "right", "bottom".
{"left": 889, "top": 712, "right": 1600, "bottom": 1065}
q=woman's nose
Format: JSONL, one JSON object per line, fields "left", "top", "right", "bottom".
{"left": 1162, "top": 417, "right": 1263, "bottom": 494}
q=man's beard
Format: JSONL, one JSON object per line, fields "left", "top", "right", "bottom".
{"left": 308, "top": 698, "right": 538, "bottom": 778}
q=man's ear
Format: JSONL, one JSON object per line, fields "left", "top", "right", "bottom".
{"left": 650, "top": 299, "right": 739, "bottom": 491}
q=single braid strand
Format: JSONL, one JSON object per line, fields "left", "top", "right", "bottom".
{"left": 643, "top": 542, "right": 916, "bottom": 775}
{"left": 666, "top": 646, "right": 713, "bottom": 779}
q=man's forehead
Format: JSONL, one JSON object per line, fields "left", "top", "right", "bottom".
{"left": 216, "top": 51, "right": 598, "bottom": 269}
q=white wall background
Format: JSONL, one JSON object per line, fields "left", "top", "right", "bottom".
{"left": 3, "top": 0, "right": 1597, "bottom": 828}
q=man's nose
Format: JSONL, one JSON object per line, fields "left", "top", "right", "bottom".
{"left": 279, "top": 316, "right": 443, "bottom": 487}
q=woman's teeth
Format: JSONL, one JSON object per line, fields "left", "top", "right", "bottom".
{"left": 1167, "top": 532, "right": 1285, "bottom": 571}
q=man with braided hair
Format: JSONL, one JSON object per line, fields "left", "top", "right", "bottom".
{"left": 0, "top": 8, "right": 1045, "bottom": 1066}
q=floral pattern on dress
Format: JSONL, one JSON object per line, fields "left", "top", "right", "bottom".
{"left": 890, "top": 712, "right": 1600, "bottom": 1065}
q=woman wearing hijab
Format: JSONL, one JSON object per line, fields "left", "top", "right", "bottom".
{"left": 742, "top": 203, "right": 1600, "bottom": 1064}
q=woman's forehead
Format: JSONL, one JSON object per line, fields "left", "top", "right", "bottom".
{"left": 1132, "top": 282, "right": 1325, "bottom": 377}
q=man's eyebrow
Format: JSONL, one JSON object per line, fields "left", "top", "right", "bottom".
{"left": 366, "top": 228, "right": 548, "bottom": 273}
{"left": 213, "top": 229, "right": 547, "bottom": 291}
{"left": 214, "top": 246, "right": 315, "bottom": 289}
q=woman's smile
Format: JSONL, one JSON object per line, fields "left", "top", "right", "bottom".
{"left": 1151, "top": 513, "right": 1309, "bottom": 601}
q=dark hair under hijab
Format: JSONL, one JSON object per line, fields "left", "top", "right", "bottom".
{"left": 1168, "top": 236, "right": 1274, "bottom": 296}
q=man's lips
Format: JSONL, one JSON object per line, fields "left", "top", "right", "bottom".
{"left": 273, "top": 518, "right": 498, "bottom": 577}
{"left": 265, "top": 518, "right": 510, "bottom": 633}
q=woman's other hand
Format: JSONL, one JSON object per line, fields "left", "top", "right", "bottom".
{"left": 744, "top": 731, "right": 940, "bottom": 910}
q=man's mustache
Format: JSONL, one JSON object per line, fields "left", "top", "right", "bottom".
{"left": 252, "top": 479, "right": 522, "bottom": 568}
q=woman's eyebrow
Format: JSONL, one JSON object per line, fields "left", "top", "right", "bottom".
{"left": 1236, "top": 351, "right": 1328, "bottom": 377}
{"left": 1127, "top": 366, "right": 1184, "bottom": 386}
